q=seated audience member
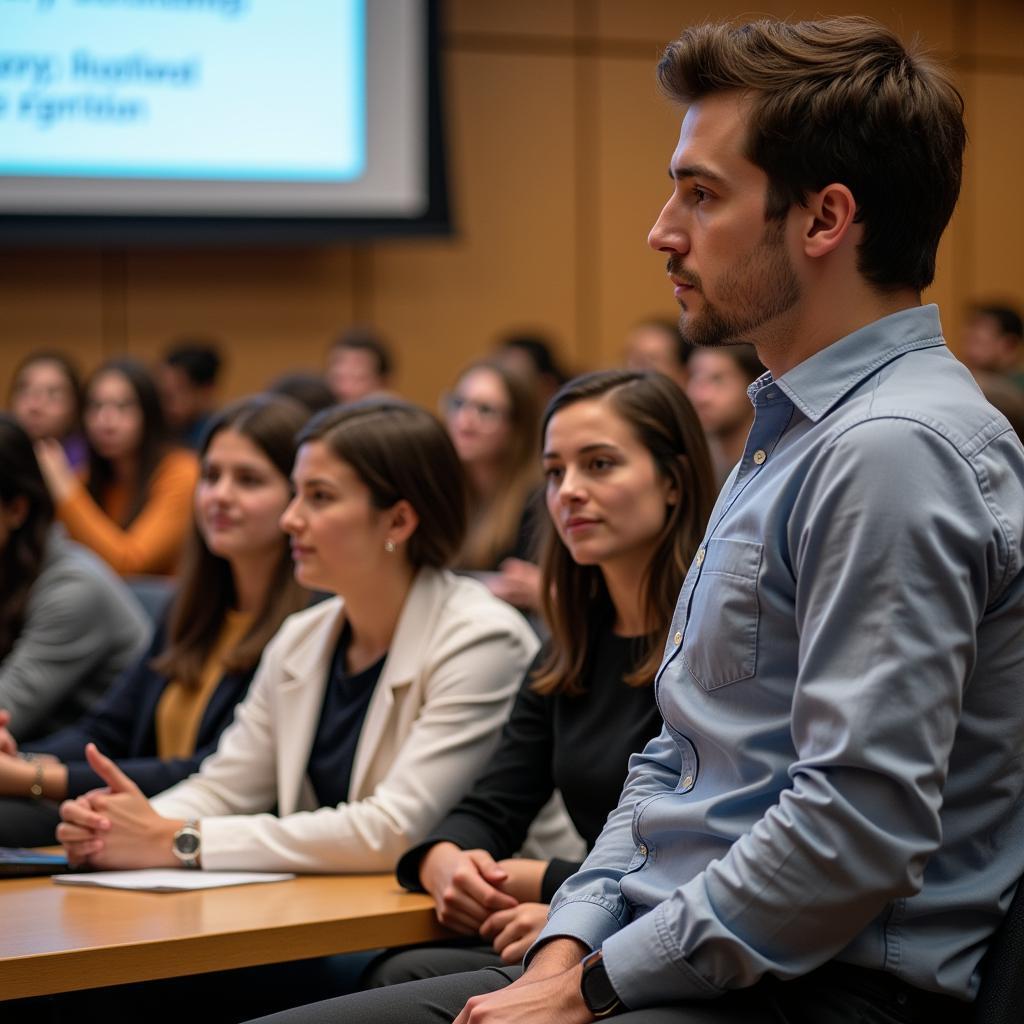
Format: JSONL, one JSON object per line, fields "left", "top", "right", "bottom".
{"left": 494, "top": 332, "right": 569, "bottom": 410}
{"left": 360, "top": 369, "right": 715, "bottom": 988}
{"left": 250, "top": 16, "right": 1024, "bottom": 1024}
{"left": 960, "top": 303, "right": 1024, "bottom": 387}
{"left": 8, "top": 350, "right": 87, "bottom": 468}
{"left": 445, "top": 360, "right": 544, "bottom": 612}
{"left": 685, "top": 343, "right": 764, "bottom": 486}
{"left": 269, "top": 371, "right": 335, "bottom": 416}
{"left": 57, "top": 400, "right": 538, "bottom": 875}
{"left": 0, "top": 417, "right": 149, "bottom": 746}
{"left": 0, "top": 395, "right": 308, "bottom": 847}
{"left": 156, "top": 339, "right": 224, "bottom": 449}
{"left": 623, "top": 317, "right": 691, "bottom": 390}
{"left": 325, "top": 327, "right": 394, "bottom": 403}
{"left": 35, "top": 357, "right": 199, "bottom": 576}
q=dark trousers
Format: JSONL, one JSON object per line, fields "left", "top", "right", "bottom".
{"left": 250, "top": 958, "right": 969, "bottom": 1024}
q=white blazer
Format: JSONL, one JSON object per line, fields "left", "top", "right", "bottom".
{"left": 151, "top": 568, "right": 539, "bottom": 873}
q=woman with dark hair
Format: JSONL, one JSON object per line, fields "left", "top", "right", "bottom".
{"left": 444, "top": 359, "right": 544, "bottom": 610}
{"left": 34, "top": 356, "right": 199, "bottom": 576}
{"left": 250, "top": 369, "right": 717, "bottom": 1022}
{"left": 0, "top": 416, "right": 149, "bottom": 745}
{"left": 56, "top": 399, "right": 538, "bottom": 876}
{"left": 0, "top": 394, "right": 310, "bottom": 846}
{"left": 7, "top": 350, "right": 88, "bottom": 468}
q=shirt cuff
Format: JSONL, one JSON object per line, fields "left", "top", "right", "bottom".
{"left": 601, "top": 902, "right": 723, "bottom": 1008}
{"left": 525, "top": 896, "right": 624, "bottom": 967}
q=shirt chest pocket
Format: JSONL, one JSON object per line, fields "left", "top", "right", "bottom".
{"left": 681, "top": 537, "right": 763, "bottom": 692}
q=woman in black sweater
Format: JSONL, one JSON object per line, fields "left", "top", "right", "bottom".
{"left": 372, "top": 369, "right": 717, "bottom": 984}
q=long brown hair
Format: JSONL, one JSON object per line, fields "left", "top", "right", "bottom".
{"left": 0, "top": 416, "right": 55, "bottom": 661}
{"left": 532, "top": 370, "right": 716, "bottom": 695}
{"left": 152, "top": 394, "right": 309, "bottom": 686}
{"left": 656, "top": 17, "right": 965, "bottom": 293}
{"left": 449, "top": 360, "right": 540, "bottom": 570}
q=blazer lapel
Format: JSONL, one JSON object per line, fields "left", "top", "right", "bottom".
{"left": 349, "top": 569, "right": 446, "bottom": 799}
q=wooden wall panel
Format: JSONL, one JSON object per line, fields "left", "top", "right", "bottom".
{"left": 447, "top": 0, "right": 576, "bottom": 39}
{"left": 370, "top": 50, "right": 578, "bottom": 406}
{"left": 964, "top": 71, "right": 1024, "bottom": 309}
{"left": 0, "top": 250, "right": 108, "bottom": 392}
{"left": 590, "top": 57, "right": 686, "bottom": 371}
{"left": 119, "top": 247, "right": 356, "bottom": 399}
{"left": 594, "top": 0, "right": 956, "bottom": 54}
{"left": 969, "top": 0, "right": 1024, "bottom": 60}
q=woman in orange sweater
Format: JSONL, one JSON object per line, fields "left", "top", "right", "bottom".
{"left": 35, "top": 357, "right": 199, "bottom": 577}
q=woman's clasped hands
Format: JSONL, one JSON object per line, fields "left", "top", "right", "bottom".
{"left": 56, "top": 743, "right": 183, "bottom": 869}
{"left": 418, "top": 841, "right": 551, "bottom": 963}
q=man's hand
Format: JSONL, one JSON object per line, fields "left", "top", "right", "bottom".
{"left": 453, "top": 955, "right": 592, "bottom": 1024}
{"left": 480, "top": 902, "right": 550, "bottom": 964}
{"left": 56, "top": 744, "right": 180, "bottom": 869}
{"left": 419, "top": 842, "right": 518, "bottom": 934}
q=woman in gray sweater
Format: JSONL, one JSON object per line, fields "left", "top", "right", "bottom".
{"left": 0, "top": 415, "right": 149, "bottom": 743}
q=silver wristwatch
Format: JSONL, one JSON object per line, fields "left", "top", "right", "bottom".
{"left": 172, "top": 819, "right": 202, "bottom": 869}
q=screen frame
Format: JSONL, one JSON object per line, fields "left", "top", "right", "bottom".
{"left": 0, "top": 0, "right": 451, "bottom": 246}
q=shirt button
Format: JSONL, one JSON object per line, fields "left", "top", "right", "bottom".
{"left": 682, "top": 775, "right": 693, "bottom": 788}
{"left": 673, "top": 631, "right": 682, "bottom": 646}
{"left": 638, "top": 844, "right": 648, "bottom": 857}
{"left": 753, "top": 449, "right": 767, "bottom": 465}
{"left": 695, "top": 546, "right": 705, "bottom": 566}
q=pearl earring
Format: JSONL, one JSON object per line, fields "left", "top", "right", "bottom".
{"left": 384, "top": 539, "right": 396, "bottom": 553}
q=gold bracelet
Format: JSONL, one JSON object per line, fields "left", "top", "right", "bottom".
{"left": 29, "top": 760, "right": 44, "bottom": 799}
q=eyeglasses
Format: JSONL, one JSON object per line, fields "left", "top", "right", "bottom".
{"left": 443, "top": 394, "right": 510, "bottom": 423}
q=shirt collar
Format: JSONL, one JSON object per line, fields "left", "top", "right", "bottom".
{"left": 754, "top": 304, "right": 946, "bottom": 422}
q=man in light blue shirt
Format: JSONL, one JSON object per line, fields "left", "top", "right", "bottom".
{"left": 250, "top": 17, "right": 1023, "bottom": 1024}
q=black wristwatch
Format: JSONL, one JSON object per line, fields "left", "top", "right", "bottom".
{"left": 580, "top": 948, "right": 623, "bottom": 1018}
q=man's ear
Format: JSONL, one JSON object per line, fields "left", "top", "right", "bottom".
{"left": 801, "top": 183, "right": 858, "bottom": 259}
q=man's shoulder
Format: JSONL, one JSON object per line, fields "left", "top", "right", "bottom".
{"left": 829, "top": 344, "right": 1018, "bottom": 460}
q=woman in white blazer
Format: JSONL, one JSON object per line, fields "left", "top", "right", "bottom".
{"left": 56, "top": 399, "right": 539, "bottom": 875}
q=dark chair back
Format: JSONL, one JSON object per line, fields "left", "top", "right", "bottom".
{"left": 971, "top": 877, "right": 1024, "bottom": 1023}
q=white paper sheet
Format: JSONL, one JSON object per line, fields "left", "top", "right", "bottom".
{"left": 52, "top": 869, "right": 295, "bottom": 892}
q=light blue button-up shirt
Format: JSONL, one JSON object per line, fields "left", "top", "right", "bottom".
{"left": 533, "top": 305, "right": 1024, "bottom": 1006}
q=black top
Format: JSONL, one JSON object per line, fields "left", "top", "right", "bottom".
{"left": 306, "top": 622, "right": 385, "bottom": 809}
{"left": 396, "top": 627, "right": 662, "bottom": 902}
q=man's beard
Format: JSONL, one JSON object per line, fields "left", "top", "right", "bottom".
{"left": 669, "top": 220, "right": 800, "bottom": 348}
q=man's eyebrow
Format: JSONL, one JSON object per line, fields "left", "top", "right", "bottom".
{"left": 669, "top": 163, "right": 726, "bottom": 185}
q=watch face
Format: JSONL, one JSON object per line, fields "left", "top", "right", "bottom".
{"left": 175, "top": 833, "right": 200, "bottom": 856}
{"left": 581, "top": 952, "right": 619, "bottom": 1014}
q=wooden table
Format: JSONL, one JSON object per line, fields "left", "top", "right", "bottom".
{"left": 0, "top": 872, "right": 448, "bottom": 1000}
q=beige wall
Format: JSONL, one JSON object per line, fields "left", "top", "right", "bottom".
{"left": 2, "top": 0, "right": 1022, "bottom": 408}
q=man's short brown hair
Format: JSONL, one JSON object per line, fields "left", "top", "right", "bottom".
{"left": 657, "top": 17, "right": 966, "bottom": 293}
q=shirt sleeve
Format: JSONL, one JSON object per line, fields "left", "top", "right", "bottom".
{"left": 57, "top": 451, "right": 199, "bottom": 576}
{"left": 550, "top": 418, "right": 1014, "bottom": 1007}
{"left": 530, "top": 723, "right": 683, "bottom": 957}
